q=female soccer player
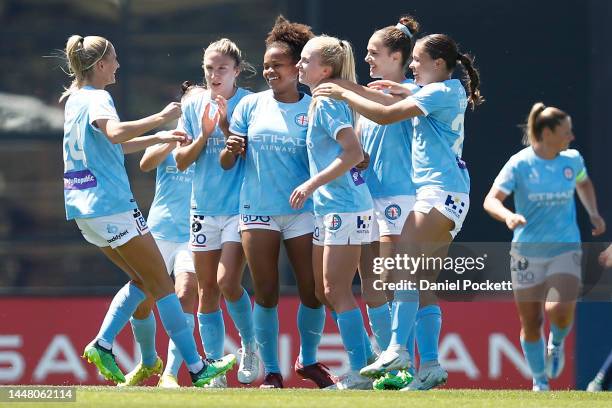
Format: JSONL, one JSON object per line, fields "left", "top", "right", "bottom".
{"left": 117, "top": 82, "right": 205, "bottom": 388}
{"left": 174, "top": 39, "right": 256, "bottom": 388}
{"left": 61, "top": 35, "right": 235, "bottom": 386}
{"left": 290, "top": 35, "right": 374, "bottom": 390}
{"left": 484, "top": 103, "right": 606, "bottom": 391}
{"left": 314, "top": 33, "right": 484, "bottom": 390}
{"left": 220, "top": 16, "right": 334, "bottom": 389}
{"left": 356, "top": 16, "right": 421, "bottom": 391}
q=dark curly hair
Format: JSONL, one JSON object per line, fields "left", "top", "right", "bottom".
{"left": 265, "top": 15, "right": 314, "bottom": 62}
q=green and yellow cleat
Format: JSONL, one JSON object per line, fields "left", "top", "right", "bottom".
{"left": 373, "top": 369, "right": 413, "bottom": 390}
{"left": 118, "top": 357, "right": 163, "bottom": 387}
{"left": 82, "top": 341, "right": 126, "bottom": 384}
{"left": 190, "top": 354, "right": 237, "bottom": 388}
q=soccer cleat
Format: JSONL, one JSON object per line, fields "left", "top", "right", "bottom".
{"left": 237, "top": 343, "right": 260, "bottom": 384}
{"left": 82, "top": 340, "right": 126, "bottom": 384}
{"left": 373, "top": 369, "right": 413, "bottom": 390}
{"left": 295, "top": 359, "right": 337, "bottom": 388}
{"left": 118, "top": 357, "right": 163, "bottom": 386}
{"left": 545, "top": 335, "right": 565, "bottom": 379}
{"left": 158, "top": 373, "right": 180, "bottom": 388}
{"left": 586, "top": 374, "right": 604, "bottom": 392}
{"left": 203, "top": 374, "right": 227, "bottom": 388}
{"left": 260, "top": 372, "right": 284, "bottom": 389}
{"left": 402, "top": 362, "right": 447, "bottom": 391}
{"left": 325, "top": 371, "right": 372, "bottom": 390}
{"left": 359, "top": 347, "right": 411, "bottom": 378}
{"left": 190, "top": 354, "right": 237, "bottom": 388}
{"left": 532, "top": 378, "right": 550, "bottom": 392}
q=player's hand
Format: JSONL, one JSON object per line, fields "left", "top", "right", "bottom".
{"left": 598, "top": 244, "right": 612, "bottom": 268}
{"left": 505, "top": 213, "right": 527, "bottom": 230}
{"left": 159, "top": 102, "right": 182, "bottom": 122}
{"left": 225, "top": 135, "right": 245, "bottom": 156}
{"left": 312, "top": 82, "right": 346, "bottom": 100}
{"left": 368, "top": 80, "right": 414, "bottom": 97}
{"left": 215, "top": 95, "right": 228, "bottom": 123}
{"left": 355, "top": 150, "right": 370, "bottom": 170}
{"left": 290, "top": 180, "right": 316, "bottom": 209}
{"left": 156, "top": 130, "right": 187, "bottom": 145}
{"left": 590, "top": 214, "right": 606, "bottom": 236}
{"left": 201, "top": 103, "right": 220, "bottom": 138}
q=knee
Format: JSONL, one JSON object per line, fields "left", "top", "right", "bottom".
{"left": 217, "top": 274, "right": 242, "bottom": 299}
{"left": 176, "top": 280, "right": 197, "bottom": 311}
{"left": 520, "top": 315, "right": 543, "bottom": 337}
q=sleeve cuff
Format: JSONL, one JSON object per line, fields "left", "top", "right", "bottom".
{"left": 332, "top": 123, "right": 353, "bottom": 140}
{"left": 494, "top": 183, "right": 512, "bottom": 195}
{"left": 409, "top": 97, "right": 429, "bottom": 116}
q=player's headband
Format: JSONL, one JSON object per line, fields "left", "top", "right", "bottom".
{"left": 395, "top": 23, "right": 413, "bottom": 39}
{"left": 84, "top": 40, "right": 109, "bottom": 71}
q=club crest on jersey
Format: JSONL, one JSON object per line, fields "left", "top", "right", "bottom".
{"left": 444, "top": 194, "right": 466, "bottom": 217}
{"left": 294, "top": 113, "right": 309, "bottom": 127}
{"left": 563, "top": 166, "right": 574, "bottom": 180}
{"left": 327, "top": 214, "right": 342, "bottom": 231}
{"left": 385, "top": 204, "right": 401, "bottom": 220}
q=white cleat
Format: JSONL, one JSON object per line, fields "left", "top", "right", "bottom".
{"left": 359, "top": 347, "right": 410, "bottom": 378}
{"left": 203, "top": 374, "right": 227, "bottom": 389}
{"left": 157, "top": 373, "right": 180, "bottom": 388}
{"left": 237, "top": 343, "right": 260, "bottom": 384}
{"left": 586, "top": 375, "right": 604, "bottom": 392}
{"left": 325, "top": 371, "right": 372, "bottom": 390}
{"left": 545, "top": 335, "right": 565, "bottom": 379}
{"left": 532, "top": 378, "right": 550, "bottom": 392}
{"left": 402, "top": 361, "right": 448, "bottom": 391}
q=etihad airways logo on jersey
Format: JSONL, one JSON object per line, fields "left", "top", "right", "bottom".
{"left": 249, "top": 134, "right": 307, "bottom": 146}
{"left": 528, "top": 190, "right": 574, "bottom": 205}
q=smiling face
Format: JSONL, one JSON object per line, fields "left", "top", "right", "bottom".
{"left": 296, "top": 40, "right": 331, "bottom": 89}
{"left": 263, "top": 46, "right": 299, "bottom": 94}
{"left": 203, "top": 50, "right": 239, "bottom": 98}
{"left": 365, "top": 34, "right": 402, "bottom": 79}
{"left": 97, "top": 44, "right": 119, "bottom": 86}
{"left": 408, "top": 41, "right": 446, "bottom": 86}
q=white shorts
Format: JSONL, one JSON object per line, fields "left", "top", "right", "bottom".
{"left": 189, "top": 214, "right": 241, "bottom": 252}
{"left": 155, "top": 239, "right": 195, "bottom": 275}
{"left": 371, "top": 195, "right": 416, "bottom": 241}
{"left": 76, "top": 209, "right": 149, "bottom": 249}
{"left": 413, "top": 188, "right": 470, "bottom": 238}
{"left": 313, "top": 210, "right": 373, "bottom": 246}
{"left": 510, "top": 250, "right": 582, "bottom": 290}
{"left": 239, "top": 213, "right": 314, "bottom": 240}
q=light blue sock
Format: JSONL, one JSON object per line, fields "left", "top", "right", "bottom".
{"left": 416, "top": 305, "right": 442, "bottom": 363}
{"left": 550, "top": 323, "right": 572, "bottom": 346}
{"left": 337, "top": 308, "right": 368, "bottom": 371}
{"left": 97, "top": 282, "right": 146, "bottom": 348}
{"left": 130, "top": 313, "right": 157, "bottom": 366}
{"left": 367, "top": 303, "right": 392, "bottom": 352}
{"left": 297, "top": 303, "right": 325, "bottom": 366}
{"left": 198, "top": 310, "right": 225, "bottom": 360}
{"left": 388, "top": 290, "right": 419, "bottom": 348}
{"left": 253, "top": 303, "right": 280, "bottom": 374}
{"left": 520, "top": 336, "right": 547, "bottom": 383}
{"left": 406, "top": 326, "right": 416, "bottom": 374}
{"left": 333, "top": 309, "right": 372, "bottom": 359}
{"left": 165, "top": 313, "right": 194, "bottom": 377}
{"left": 157, "top": 294, "right": 201, "bottom": 367}
{"left": 225, "top": 289, "right": 255, "bottom": 346}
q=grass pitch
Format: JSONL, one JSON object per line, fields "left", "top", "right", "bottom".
{"left": 2, "top": 387, "right": 611, "bottom": 408}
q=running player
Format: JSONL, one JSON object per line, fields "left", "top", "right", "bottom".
{"left": 484, "top": 102, "right": 606, "bottom": 391}
{"left": 291, "top": 35, "right": 374, "bottom": 390}
{"left": 314, "top": 32, "right": 484, "bottom": 390}
{"left": 60, "top": 35, "right": 235, "bottom": 386}
{"left": 220, "top": 16, "right": 334, "bottom": 389}
{"left": 174, "top": 39, "right": 256, "bottom": 388}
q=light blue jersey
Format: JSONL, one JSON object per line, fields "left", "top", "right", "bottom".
{"left": 409, "top": 79, "right": 469, "bottom": 193}
{"left": 494, "top": 147, "right": 587, "bottom": 256}
{"left": 180, "top": 88, "right": 251, "bottom": 216}
{"left": 63, "top": 86, "right": 135, "bottom": 220}
{"left": 359, "top": 79, "right": 419, "bottom": 198}
{"left": 306, "top": 97, "right": 373, "bottom": 216}
{"left": 230, "top": 90, "right": 312, "bottom": 215}
{"left": 147, "top": 151, "right": 194, "bottom": 242}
